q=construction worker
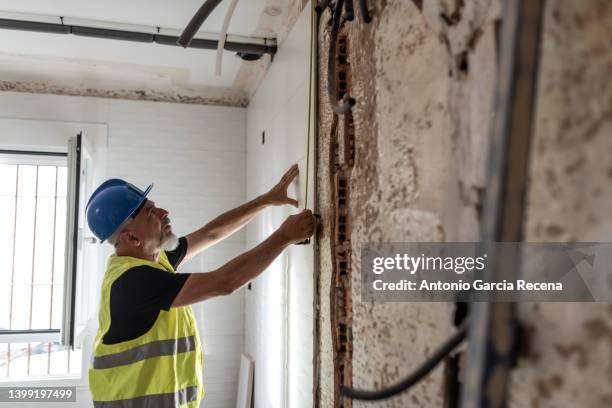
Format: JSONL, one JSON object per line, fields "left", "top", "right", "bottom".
{"left": 87, "top": 164, "right": 314, "bottom": 407}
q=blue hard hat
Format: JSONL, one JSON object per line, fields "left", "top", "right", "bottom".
{"left": 86, "top": 179, "right": 153, "bottom": 242}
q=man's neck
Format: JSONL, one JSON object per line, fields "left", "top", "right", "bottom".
{"left": 115, "top": 246, "right": 160, "bottom": 263}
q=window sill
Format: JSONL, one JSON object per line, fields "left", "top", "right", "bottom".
{"left": 0, "top": 376, "right": 87, "bottom": 388}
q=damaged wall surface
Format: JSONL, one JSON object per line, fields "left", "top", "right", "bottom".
{"left": 316, "top": 0, "right": 612, "bottom": 407}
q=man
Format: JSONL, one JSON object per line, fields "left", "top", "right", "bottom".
{"left": 87, "top": 164, "right": 314, "bottom": 408}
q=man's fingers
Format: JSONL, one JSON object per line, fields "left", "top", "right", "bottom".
{"left": 287, "top": 198, "right": 299, "bottom": 207}
{"left": 281, "top": 165, "right": 296, "bottom": 179}
{"left": 282, "top": 170, "right": 298, "bottom": 186}
{"left": 280, "top": 164, "right": 299, "bottom": 186}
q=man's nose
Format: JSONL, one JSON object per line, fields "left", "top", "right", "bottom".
{"left": 155, "top": 208, "right": 169, "bottom": 220}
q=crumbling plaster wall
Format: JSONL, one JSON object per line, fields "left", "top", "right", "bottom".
{"left": 316, "top": 0, "right": 612, "bottom": 407}
{"left": 317, "top": 0, "right": 495, "bottom": 406}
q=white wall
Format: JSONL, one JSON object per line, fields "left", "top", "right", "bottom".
{"left": 0, "top": 92, "right": 247, "bottom": 408}
{"left": 244, "top": 5, "right": 314, "bottom": 408}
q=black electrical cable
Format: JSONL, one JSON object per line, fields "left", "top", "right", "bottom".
{"left": 341, "top": 321, "right": 468, "bottom": 401}
{"left": 177, "top": 0, "right": 224, "bottom": 48}
{"left": 315, "top": 0, "right": 333, "bottom": 14}
{"left": 357, "top": 0, "right": 372, "bottom": 23}
{"left": 327, "top": 0, "right": 355, "bottom": 114}
{"left": 344, "top": 0, "right": 355, "bottom": 21}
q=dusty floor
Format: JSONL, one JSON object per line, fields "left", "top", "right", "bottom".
{"left": 316, "top": 0, "right": 612, "bottom": 407}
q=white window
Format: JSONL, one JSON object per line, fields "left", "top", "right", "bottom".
{"left": 0, "top": 140, "right": 88, "bottom": 382}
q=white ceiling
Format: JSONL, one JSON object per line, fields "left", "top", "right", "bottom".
{"left": 0, "top": 0, "right": 281, "bottom": 105}
{"left": 0, "top": 0, "right": 269, "bottom": 36}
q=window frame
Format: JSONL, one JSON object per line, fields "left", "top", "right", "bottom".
{"left": 0, "top": 148, "right": 87, "bottom": 385}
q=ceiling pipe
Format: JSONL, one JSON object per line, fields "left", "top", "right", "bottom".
{"left": 177, "top": 0, "right": 224, "bottom": 48}
{"left": 215, "top": 0, "right": 240, "bottom": 76}
{"left": 0, "top": 17, "right": 276, "bottom": 56}
{"left": 0, "top": 17, "right": 70, "bottom": 34}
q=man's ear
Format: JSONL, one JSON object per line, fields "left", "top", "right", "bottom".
{"left": 122, "top": 231, "right": 140, "bottom": 247}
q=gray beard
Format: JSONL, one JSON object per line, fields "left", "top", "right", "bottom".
{"left": 160, "top": 231, "right": 179, "bottom": 251}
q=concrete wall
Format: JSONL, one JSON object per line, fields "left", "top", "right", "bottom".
{"left": 244, "top": 4, "right": 314, "bottom": 408}
{"left": 316, "top": 0, "right": 612, "bottom": 407}
{"left": 0, "top": 92, "right": 247, "bottom": 407}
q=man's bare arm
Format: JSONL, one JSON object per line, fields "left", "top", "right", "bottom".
{"left": 172, "top": 209, "right": 314, "bottom": 307}
{"left": 182, "top": 164, "right": 300, "bottom": 264}
{"left": 183, "top": 194, "right": 268, "bottom": 263}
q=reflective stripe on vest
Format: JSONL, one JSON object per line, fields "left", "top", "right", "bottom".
{"left": 93, "top": 336, "right": 196, "bottom": 369}
{"left": 93, "top": 386, "right": 198, "bottom": 408}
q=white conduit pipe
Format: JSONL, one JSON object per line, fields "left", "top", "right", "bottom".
{"left": 215, "top": 0, "right": 240, "bottom": 76}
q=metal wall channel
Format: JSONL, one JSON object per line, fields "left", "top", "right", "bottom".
{"left": 460, "top": 0, "right": 545, "bottom": 407}
{"left": 330, "top": 33, "right": 355, "bottom": 408}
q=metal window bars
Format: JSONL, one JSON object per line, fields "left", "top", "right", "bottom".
{"left": 0, "top": 154, "right": 76, "bottom": 378}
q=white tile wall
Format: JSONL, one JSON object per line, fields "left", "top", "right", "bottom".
{"left": 0, "top": 91, "right": 247, "bottom": 408}
{"left": 245, "top": 5, "right": 314, "bottom": 408}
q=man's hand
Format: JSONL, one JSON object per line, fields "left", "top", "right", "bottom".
{"left": 264, "top": 164, "right": 299, "bottom": 207}
{"left": 173, "top": 209, "right": 316, "bottom": 307}
{"left": 279, "top": 209, "right": 315, "bottom": 244}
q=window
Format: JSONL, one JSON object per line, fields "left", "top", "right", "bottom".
{"left": 0, "top": 152, "right": 81, "bottom": 380}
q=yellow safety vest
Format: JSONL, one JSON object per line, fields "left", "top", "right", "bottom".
{"left": 89, "top": 251, "right": 203, "bottom": 407}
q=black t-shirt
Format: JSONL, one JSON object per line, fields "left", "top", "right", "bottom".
{"left": 102, "top": 237, "right": 191, "bottom": 345}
